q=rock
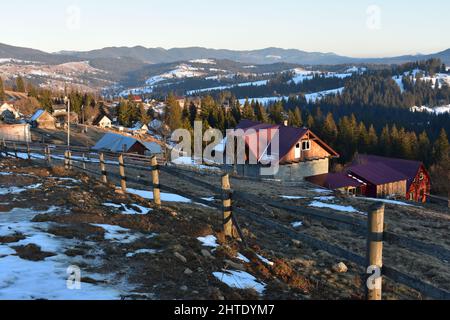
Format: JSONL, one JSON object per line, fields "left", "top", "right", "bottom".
{"left": 291, "top": 239, "right": 301, "bottom": 247}
{"left": 174, "top": 252, "right": 187, "bottom": 263}
{"left": 180, "top": 286, "right": 188, "bottom": 291}
{"left": 201, "top": 249, "right": 215, "bottom": 259}
{"left": 224, "top": 259, "right": 246, "bottom": 271}
{"left": 184, "top": 268, "right": 193, "bottom": 275}
{"left": 332, "top": 262, "right": 348, "bottom": 273}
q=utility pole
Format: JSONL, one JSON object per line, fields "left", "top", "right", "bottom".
{"left": 64, "top": 96, "right": 71, "bottom": 149}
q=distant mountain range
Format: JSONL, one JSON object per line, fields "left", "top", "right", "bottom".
{"left": 2, "top": 43, "right": 450, "bottom": 66}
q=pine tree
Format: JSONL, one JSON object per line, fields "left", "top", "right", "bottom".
{"left": 268, "top": 102, "right": 284, "bottom": 124}
{"left": 367, "top": 125, "right": 379, "bottom": 154}
{"left": 16, "top": 76, "right": 25, "bottom": 93}
{"left": 255, "top": 103, "right": 269, "bottom": 123}
{"left": 166, "top": 93, "right": 183, "bottom": 131}
{"left": 242, "top": 100, "right": 255, "bottom": 120}
{"left": 323, "top": 113, "right": 338, "bottom": 144}
{"left": 0, "top": 77, "right": 5, "bottom": 101}
{"left": 432, "top": 128, "right": 450, "bottom": 164}
{"left": 417, "top": 131, "right": 431, "bottom": 166}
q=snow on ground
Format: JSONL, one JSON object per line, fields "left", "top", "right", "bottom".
{"left": 357, "top": 197, "right": 416, "bottom": 207}
{"left": 314, "top": 196, "right": 335, "bottom": 201}
{"left": 236, "top": 253, "right": 250, "bottom": 263}
{"left": 238, "top": 87, "right": 344, "bottom": 105}
{"left": 392, "top": 76, "right": 405, "bottom": 93}
{"left": 187, "top": 79, "right": 269, "bottom": 95}
{"left": 290, "top": 68, "right": 352, "bottom": 85}
{"left": 0, "top": 207, "right": 121, "bottom": 300}
{"left": 189, "top": 59, "right": 216, "bottom": 65}
{"left": 102, "top": 203, "right": 152, "bottom": 215}
{"left": 171, "top": 156, "right": 220, "bottom": 171}
{"left": 257, "top": 254, "right": 274, "bottom": 266}
{"left": 305, "top": 87, "right": 344, "bottom": 103}
{"left": 92, "top": 224, "right": 155, "bottom": 243}
{"left": 280, "top": 195, "right": 306, "bottom": 200}
{"left": 308, "top": 201, "right": 362, "bottom": 213}
{"left": 310, "top": 188, "right": 333, "bottom": 194}
{"left": 291, "top": 221, "right": 303, "bottom": 228}
{"left": 197, "top": 235, "right": 219, "bottom": 248}
{"left": 125, "top": 187, "right": 192, "bottom": 203}
{"left": 213, "top": 270, "right": 266, "bottom": 294}
{"left": 0, "top": 184, "right": 43, "bottom": 195}
{"left": 126, "top": 249, "right": 159, "bottom": 258}
{"left": 410, "top": 104, "right": 450, "bottom": 115}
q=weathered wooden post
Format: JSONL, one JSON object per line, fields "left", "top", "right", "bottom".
{"left": 222, "top": 174, "right": 233, "bottom": 238}
{"left": 118, "top": 154, "right": 127, "bottom": 193}
{"left": 47, "top": 145, "right": 52, "bottom": 166}
{"left": 366, "top": 203, "right": 385, "bottom": 301}
{"left": 151, "top": 156, "right": 161, "bottom": 206}
{"left": 27, "top": 142, "right": 31, "bottom": 160}
{"left": 64, "top": 150, "right": 69, "bottom": 169}
{"left": 82, "top": 153, "right": 86, "bottom": 170}
{"left": 99, "top": 153, "right": 107, "bottom": 183}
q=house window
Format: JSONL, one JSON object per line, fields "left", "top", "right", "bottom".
{"left": 302, "top": 140, "right": 311, "bottom": 151}
{"left": 410, "top": 192, "right": 414, "bottom": 201}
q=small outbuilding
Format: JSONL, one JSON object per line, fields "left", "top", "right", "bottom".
{"left": 0, "top": 123, "right": 31, "bottom": 142}
{"left": 93, "top": 115, "right": 113, "bottom": 129}
{"left": 30, "top": 109, "right": 56, "bottom": 129}
{"left": 92, "top": 132, "right": 162, "bottom": 155}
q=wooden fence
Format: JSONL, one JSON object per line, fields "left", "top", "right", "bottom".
{"left": 1, "top": 139, "right": 449, "bottom": 300}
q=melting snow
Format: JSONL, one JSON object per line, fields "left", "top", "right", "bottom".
{"left": 124, "top": 188, "right": 192, "bottom": 203}
{"left": 309, "top": 201, "right": 361, "bottom": 213}
{"left": 358, "top": 197, "right": 416, "bottom": 207}
{"left": 280, "top": 195, "right": 306, "bottom": 200}
{"left": 257, "top": 254, "right": 274, "bottom": 266}
{"left": 197, "top": 235, "right": 219, "bottom": 248}
{"left": 291, "top": 221, "right": 303, "bottom": 228}
{"left": 92, "top": 224, "right": 144, "bottom": 243}
{"left": 213, "top": 270, "right": 266, "bottom": 294}
{"left": 102, "top": 203, "right": 152, "bottom": 215}
{"left": 126, "top": 249, "right": 159, "bottom": 258}
{"left": 236, "top": 253, "right": 250, "bottom": 263}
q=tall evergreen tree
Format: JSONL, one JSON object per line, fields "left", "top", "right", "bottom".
{"left": 432, "top": 128, "right": 450, "bottom": 164}
{"left": 0, "top": 77, "right": 5, "bottom": 101}
{"left": 16, "top": 76, "right": 25, "bottom": 93}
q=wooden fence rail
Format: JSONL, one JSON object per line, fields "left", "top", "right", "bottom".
{"left": 1, "top": 140, "right": 450, "bottom": 300}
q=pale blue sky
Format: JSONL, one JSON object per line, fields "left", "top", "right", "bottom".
{"left": 2, "top": 0, "right": 449, "bottom": 57}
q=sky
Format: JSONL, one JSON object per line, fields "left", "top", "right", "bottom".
{"left": 1, "top": 0, "right": 449, "bottom": 57}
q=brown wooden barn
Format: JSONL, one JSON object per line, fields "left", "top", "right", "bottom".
{"left": 307, "top": 154, "right": 431, "bottom": 203}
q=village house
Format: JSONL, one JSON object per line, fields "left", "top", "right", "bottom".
{"left": 54, "top": 112, "right": 79, "bottom": 128}
{"left": 222, "top": 120, "right": 340, "bottom": 181}
{"left": 92, "top": 115, "right": 113, "bottom": 129}
{"left": 0, "top": 122, "right": 31, "bottom": 142}
{"left": 130, "top": 121, "right": 149, "bottom": 135}
{"left": 30, "top": 109, "right": 56, "bottom": 130}
{"left": 92, "top": 132, "right": 162, "bottom": 155}
{"left": 306, "top": 154, "right": 431, "bottom": 203}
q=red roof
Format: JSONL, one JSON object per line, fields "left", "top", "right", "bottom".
{"left": 348, "top": 162, "right": 407, "bottom": 185}
{"left": 306, "top": 172, "right": 364, "bottom": 189}
{"left": 354, "top": 154, "right": 423, "bottom": 189}
{"left": 235, "top": 120, "right": 339, "bottom": 163}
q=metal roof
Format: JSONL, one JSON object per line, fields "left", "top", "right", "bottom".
{"left": 93, "top": 132, "right": 161, "bottom": 154}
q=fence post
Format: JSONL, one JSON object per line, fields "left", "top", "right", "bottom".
{"left": 27, "top": 142, "right": 31, "bottom": 160}
{"left": 82, "top": 153, "right": 86, "bottom": 170}
{"left": 151, "top": 156, "right": 161, "bottom": 206}
{"left": 118, "top": 154, "right": 127, "bottom": 193}
{"left": 47, "top": 145, "right": 52, "bottom": 166}
{"left": 64, "top": 150, "right": 69, "bottom": 169}
{"left": 366, "top": 203, "right": 385, "bottom": 301}
{"left": 222, "top": 174, "right": 233, "bottom": 238}
{"left": 99, "top": 153, "right": 108, "bottom": 183}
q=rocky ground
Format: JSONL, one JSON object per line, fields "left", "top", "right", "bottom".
{"left": 0, "top": 157, "right": 449, "bottom": 300}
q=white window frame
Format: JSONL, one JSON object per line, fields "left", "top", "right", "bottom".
{"left": 302, "top": 140, "right": 311, "bottom": 151}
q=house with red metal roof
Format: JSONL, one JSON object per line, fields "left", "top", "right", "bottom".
{"left": 306, "top": 154, "right": 431, "bottom": 202}
{"left": 227, "top": 120, "right": 340, "bottom": 180}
